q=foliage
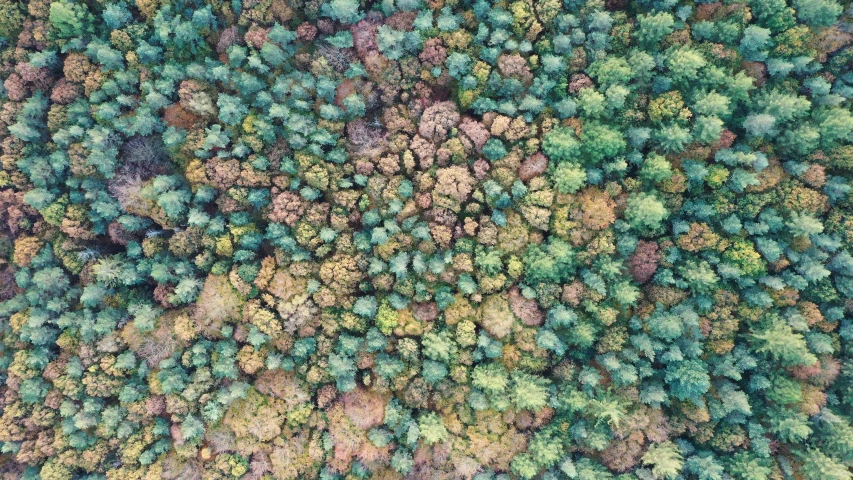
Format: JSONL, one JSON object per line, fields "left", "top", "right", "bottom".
{"left": 0, "top": 0, "right": 852, "bottom": 478}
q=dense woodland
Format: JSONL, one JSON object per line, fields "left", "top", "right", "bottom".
{"left": 1, "top": 0, "right": 853, "bottom": 478}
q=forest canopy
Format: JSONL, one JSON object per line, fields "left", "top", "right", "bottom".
{"left": 0, "top": 0, "right": 853, "bottom": 479}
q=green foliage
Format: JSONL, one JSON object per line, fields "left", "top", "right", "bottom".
{"left": 49, "top": 0, "right": 93, "bottom": 39}
{"left": 580, "top": 123, "right": 626, "bottom": 164}
{"left": 418, "top": 412, "right": 448, "bottom": 445}
{"left": 552, "top": 162, "right": 587, "bottom": 194}
{"left": 665, "top": 359, "right": 711, "bottom": 402}
{"left": 510, "top": 372, "right": 551, "bottom": 411}
{"left": 216, "top": 94, "right": 248, "bottom": 126}
{"left": 796, "top": 448, "right": 853, "bottom": 480}
{"left": 636, "top": 11, "right": 675, "bottom": 47}
{"left": 2, "top": 0, "right": 852, "bottom": 478}
{"left": 0, "top": 0, "right": 24, "bottom": 39}
{"left": 625, "top": 192, "right": 668, "bottom": 232}
{"left": 542, "top": 127, "right": 580, "bottom": 163}
{"left": 792, "top": 0, "right": 843, "bottom": 26}
{"left": 472, "top": 363, "right": 510, "bottom": 394}
{"left": 483, "top": 138, "right": 508, "bottom": 161}
{"left": 640, "top": 154, "right": 673, "bottom": 183}
{"left": 321, "top": 0, "right": 362, "bottom": 23}
{"left": 642, "top": 442, "right": 683, "bottom": 480}
{"left": 751, "top": 320, "right": 819, "bottom": 367}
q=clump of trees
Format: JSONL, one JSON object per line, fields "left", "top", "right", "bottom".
{"left": 0, "top": 0, "right": 852, "bottom": 479}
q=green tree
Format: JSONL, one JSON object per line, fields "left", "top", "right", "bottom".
{"left": 49, "top": 0, "right": 93, "bottom": 38}
{"left": 472, "top": 363, "right": 510, "bottom": 394}
{"left": 636, "top": 11, "right": 675, "bottom": 47}
{"left": 217, "top": 94, "right": 248, "bottom": 126}
{"left": 418, "top": 412, "right": 448, "bottom": 444}
{"left": 792, "top": 0, "right": 843, "bottom": 27}
{"left": 640, "top": 154, "right": 673, "bottom": 182}
{"left": 552, "top": 162, "right": 587, "bottom": 193}
{"left": 728, "top": 452, "right": 772, "bottom": 480}
{"left": 625, "top": 193, "right": 669, "bottom": 232}
{"left": 511, "top": 454, "right": 540, "bottom": 479}
{"left": 580, "top": 123, "right": 626, "bottom": 164}
{"left": 665, "top": 359, "right": 710, "bottom": 402}
{"left": 321, "top": 0, "right": 363, "bottom": 23}
{"left": 666, "top": 47, "right": 707, "bottom": 83}
{"left": 543, "top": 127, "right": 581, "bottom": 163}
{"left": 751, "top": 321, "right": 818, "bottom": 367}
{"left": 796, "top": 449, "right": 852, "bottom": 480}
{"left": 642, "top": 442, "right": 683, "bottom": 480}
{"left": 0, "top": 0, "right": 25, "bottom": 38}
{"left": 510, "top": 371, "right": 551, "bottom": 410}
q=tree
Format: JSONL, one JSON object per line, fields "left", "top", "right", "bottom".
{"left": 542, "top": 127, "right": 580, "bottom": 163}
{"left": 353, "top": 296, "right": 378, "bottom": 318}
{"left": 589, "top": 56, "right": 633, "bottom": 87}
{"left": 787, "top": 212, "right": 824, "bottom": 238}
{"left": 321, "top": 0, "right": 363, "bottom": 23}
{"left": 157, "top": 189, "right": 190, "bottom": 220}
{"left": 796, "top": 449, "right": 852, "bottom": 480}
{"left": 170, "top": 277, "right": 202, "bottom": 305}
{"left": 640, "top": 154, "right": 673, "bottom": 183}
{"left": 578, "top": 88, "right": 607, "bottom": 118}
{"left": 657, "top": 124, "right": 692, "bottom": 152}
{"left": 260, "top": 43, "right": 287, "bottom": 67}
{"left": 0, "top": 0, "right": 24, "bottom": 39}
{"left": 625, "top": 193, "right": 668, "bottom": 232}
{"left": 648, "top": 312, "right": 683, "bottom": 342}
{"left": 418, "top": 413, "right": 447, "bottom": 444}
{"left": 684, "top": 454, "right": 725, "bottom": 480}
{"left": 580, "top": 123, "right": 626, "bottom": 163}
{"left": 740, "top": 25, "right": 772, "bottom": 61}
{"left": 636, "top": 11, "right": 674, "bottom": 47}
{"left": 181, "top": 414, "right": 205, "bottom": 442}
{"left": 422, "top": 329, "right": 457, "bottom": 363}
{"left": 23, "top": 188, "right": 56, "bottom": 210}
{"left": 693, "top": 115, "right": 725, "bottom": 143}
{"left": 768, "top": 409, "right": 812, "bottom": 443}
{"left": 552, "top": 162, "right": 587, "bottom": 194}
{"left": 792, "top": 0, "right": 843, "bottom": 27}
{"left": 217, "top": 94, "right": 248, "bottom": 126}
{"left": 728, "top": 452, "right": 773, "bottom": 480}
{"left": 537, "top": 329, "right": 566, "bottom": 355}
{"left": 512, "top": 453, "right": 539, "bottom": 479}
{"left": 377, "top": 25, "right": 407, "bottom": 60}
{"left": 482, "top": 138, "right": 508, "bottom": 160}
{"left": 666, "top": 47, "right": 707, "bottom": 83}
{"left": 751, "top": 0, "right": 797, "bottom": 31}
{"left": 819, "top": 108, "right": 853, "bottom": 148}
{"left": 743, "top": 113, "right": 777, "bottom": 138}
{"left": 422, "top": 360, "right": 448, "bottom": 384}
{"left": 472, "top": 363, "right": 510, "bottom": 394}
{"left": 391, "top": 448, "right": 414, "bottom": 474}
{"left": 49, "top": 0, "right": 93, "bottom": 38}
{"left": 510, "top": 371, "right": 551, "bottom": 410}
{"left": 665, "top": 359, "right": 710, "bottom": 402}
{"left": 693, "top": 91, "right": 731, "bottom": 118}
{"left": 446, "top": 52, "right": 472, "bottom": 79}
{"left": 679, "top": 260, "right": 719, "bottom": 294}
{"left": 103, "top": 2, "right": 132, "bottom": 30}
{"left": 642, "top": 442, "right": 683, "bottom": 480}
